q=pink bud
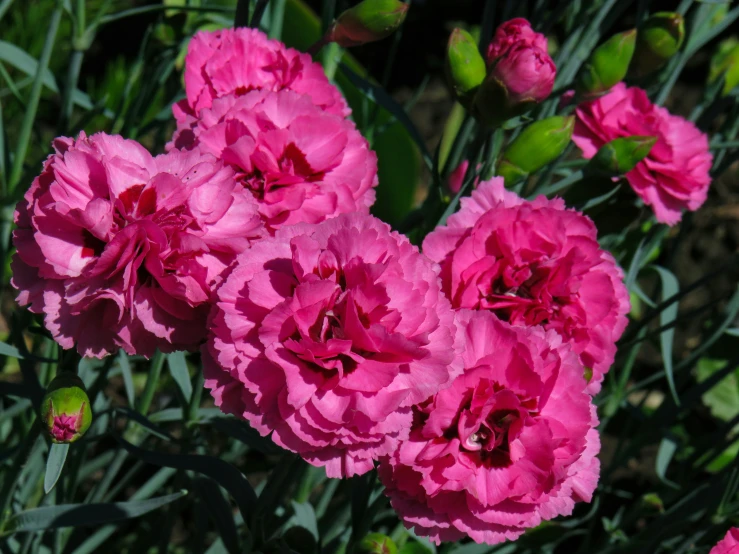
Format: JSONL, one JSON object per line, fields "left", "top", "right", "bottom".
{"left": 489, "top": 42, "right": 555, "bottom": 105}
{"left": 486, "top": 18, "right": 548, "bottom": 65}
{"left": 50, "top": 413, "right": 82, "bottom": 442}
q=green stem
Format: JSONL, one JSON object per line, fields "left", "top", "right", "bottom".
{"left": 268, "top": 0, "right": 287, "bottom": 39}
{"left": 100, "top": 4, "right": 233, "bottom": 26}
{"left": 136, "top": 351, "right": 165, "bottom": 415}
{"left": 8, "top": 1, "right": 63, "bottom": 193}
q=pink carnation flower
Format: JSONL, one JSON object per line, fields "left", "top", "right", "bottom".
{"left": 379, "top": 310, "right": 600, "bottom": 545}
{"left": 203, "top": 213, "right": 460, "bottom": 477}
{"left": 172, "top": 27, "right": 349, "bottom": 148}
{"left": 486, "top": 18, "right": 548, "bottom": 63}
{"left": 711, "top": 528, "right": 739, "bottom": 554}
{"left": 573, "top": 82, "right": 713, "bottom": 225}
{"left": 12, "top": 132, "right": 264, "bottom": 358}
{"left": 173, "top": 89, "right": 377, "bottom": 233}
{"left": 423, "top": 178, "right": 629, "bottom": 394}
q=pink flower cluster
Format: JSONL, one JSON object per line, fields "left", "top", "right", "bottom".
{"left": 13, "top": 20, "right": 637, "bottom": 547}
{"left": 573, "top": 82, "right": 712, "bottom": 225}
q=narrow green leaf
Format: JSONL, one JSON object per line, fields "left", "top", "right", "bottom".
{"left": 44, "top": 443, "right": 69, "bottom": 494}
{"left": 210, "top": 416, "right": 282, "bottom": 455}
{"left": 291, "top": 500, "right": 319, "bottom": 541}
{"left": 0, "top": 341, "right": 23, "bottom": 359}
{"left": 655, "top": 435, "right": 680, "bottom": 489}
{"left": 167, "top": 351, "right": 192, "bottom": 402}
{"left": 652, "top": 265, "right": 680, "bottom": 405}
{"left": 115, "top": 436, "right": 257, "bottom": 522}
{"left": 697, "top": 358, "right": 739, "bottom": 422}
{"left": 195, "top": 478, "right": 241, "bottom": 554}
{"left": 116, "top": 351, "right": 135, "bottom": 407}
{"left": 0, "top": 40, "right": 57, "bottom": 91}
{"left": 1, "top": 491, "right": 186, "bottom": 536}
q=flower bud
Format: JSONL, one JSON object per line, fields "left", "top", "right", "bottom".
{"left": 445, "top": 28, "right": 487, "bottom": 108}
{"left": 356, "top": 533, "right": 398, "bottom": 554}
{"left": 474, "top": 45, "right": 555, "bottom": 126}
{"left": 41, "top": 373, "right": 92, "bottom": 444}
{"left": 328, "top": 0, "right": 409, "bottom": 48}
{"left": 498, "top": 116, "right": 574, "bottom": 185}
{"left": 586, "top": 136, "right": 657, "bottom": 176}
{"left": 631, "top": 12, "right": 685, "bottom": 76}
{"left": 709, "top": 37, "right": 739, "bottom": 96}
{"left": 577, "top": 30, "right": 636, "bottom": 96}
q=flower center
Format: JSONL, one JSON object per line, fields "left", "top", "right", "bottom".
{"left": 245, "top": 142, "right": 325, "bottom": 201}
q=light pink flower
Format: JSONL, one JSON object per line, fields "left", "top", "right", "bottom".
{"left": 174, "top": 90, "right": 377, "bottom": 233}
{"left": 423, "top": 178, "right": 629, "bottom": 394}
{"left": 711, "top": 528, "right": 739, "bottom": 554}
{"left": 573, "top": 82, "right": 713, "bottom": 225}
{"left": 486, "top": 18, "right": 548, "bottom": 63}
{"left": 171, "top": 27, "right": 349, "bottom": 149}
{"left": 12, "top": 132, "right": 264, "bottom": 358}
{"left": 379, "top": 310, "right": 600, "bottom": 545}
{"left": 485, "top": 18, "right": 555, "bottom": 106}
{"left": 203, "top": 213, "right": 460, "bottom": 478}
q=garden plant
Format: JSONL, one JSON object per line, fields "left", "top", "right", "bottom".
{"left": 1, "top": 0, "right": 739, "bottom": 553}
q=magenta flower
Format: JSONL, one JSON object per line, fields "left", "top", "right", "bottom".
{"left": 173, "top": 89, "right": 377, "bottom": 233}
{"left": 484, "top": 18, "right": 555, "bottom": 107}
{"left": 203, "top": 213, "right": 460, "bottom": 477}
{"left": 485, "top": 18, "right": 548, "bottom": 63}
{"left": 711, "top": 528, "right": 739, "bottom": 554}
{"left": 573, "top": 82, "right": 713, "bottom": 225}
{"left": 379, "top": 310, "right": 600, "bottom": 545}
{"left": 12, "top": 132, "right": 264, "bottom": 358}
{"left": 171, "top": 27, "right": 349, "bottom": 149}
{"left": 423, "top": 178, "right": 629, "bottom": 394}
{"left": 51, "top": 414, "right": 79, "bottom": 442}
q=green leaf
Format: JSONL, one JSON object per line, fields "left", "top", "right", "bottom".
{"left": 651, "top": 265, "right": 680, "bottom": 405}
{"left": 0, "top": 40, "right": 57, "bottom": 91}
{"left": 115, "top": 436, "right": 257, "bottom": 522}
{"left": 697, "top": 358, "right": 739, "bottom": 422}
{"left": 44, "top": 443, "right": 69, "bottom": 494}
{"left": 291, "top": 500, "right": 319, "bottom": 541}
{"left": 167, "top": 351, "right": 192, "bottom": 402}
{"left": 0, "top": 341, "right": 23, "bottom": 359}
{"left": 655, "top": 435, "right": 680, "bottom": 489}
{"left": 0, "top": 491, "right": 186, "bottom": 536}
{"left": 195, "top": 478, "right": 241, "bottom": 554}
{"left": 116, "top": 350, "right": 135, "bottom": 407}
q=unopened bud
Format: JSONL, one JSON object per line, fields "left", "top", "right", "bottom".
{"left": 498, "top": 116, "right": 574, "bottom": 185}
{"left": 41, "top": 373, "right": 92, "bottom": 444}
{"left": 631, "top": 12, "right": 685, "bottom": 76}
{"left": 709, "top": 37, "right": 739, "bottom": 96}
{"left": 328, "top": 0, "right": 408, "bottom": 48}
{"left": 357, "top": 533, "right": 398, "bottom": 554}
{"left": 587, "top": 136, "right": 656, "bottom": 177}
{"left": 446, "top": 28, "right": 486, "bottom": 108}
{"left": 577, "top": 30, "right": 636, "bottom": 96}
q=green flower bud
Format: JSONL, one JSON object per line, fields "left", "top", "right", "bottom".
{"left": 41, "top": 373, "right": 92, "bottom": 444}
{"left": 577, "top": 30, "right": 636, "bottom": 95}
{"left": 631, "top": 12, "right": 685, "bottom": 76}
{"left": 709, "top": 37, "right": 739, "bottom": 96}
{"left": 328, "top": 0, "right": 409, "bottom": 48}
{"left": 472, "top": 76, "right": 537, "bottom": 128}
{"left": 357, "top": 533, "right": 398, "bottom": 554}
{"left": 445, "top": 28, "right": 487, "bottom": 108}
{"left": 587, "top": 136, "right": 656, "bottom": 177}
{"left": 498, "top": 116, "right": 574, "bottom": 185}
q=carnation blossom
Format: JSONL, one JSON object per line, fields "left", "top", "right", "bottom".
{"left": 484, "top": 18, "right": 555, "bottom": 107}
{"left": 12, "top": 132, "right": 264, "bottom": 358}
{"left": 711, "top": 528, "right": 739, "bottom": 554}
{"left": 379, "top": 310, "right": 600, "bottom": 545}
{"left": 171, "top": 27, "right": 349, "bottom": 148}
{"left": 174, "top": 89, "right": 377, "bottom": 232}
{"left": 573, "top": 82, "right": 713, "bottom": 225}
{"left": 486, "top": 18, "right": 548, "bottom": 63}
{"left": 203, "top": 213, "right": 460, "bottom": 478}
{"left": 423, "top": 178, "right": 629, "bottom": 394}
